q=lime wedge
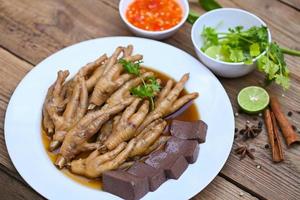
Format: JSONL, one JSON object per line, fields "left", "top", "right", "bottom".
{"left": 205, "top": 45, "right": 228, "bottom": 61}
{"left": 205, "top": 45, "right": 220, "bottom": 59}
{"left": 237, "top": 86, "right": 270, "bottom": 114}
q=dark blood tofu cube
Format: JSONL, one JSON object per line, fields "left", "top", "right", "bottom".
{"left": 170, "top": 120, "right": 208, "bottom": 143}
{"left": 145, "top": 150, "right": 188, "bottom": 179}
{"left": 164, "top": 156, "right": 188, "bottom": 179}
{"left": 128, "top": 162, "right": 167, "bottom": 191}
{"left": 184, "top": 141, "right": 199, "bottom": 163}
{"left": 102, "top": 170, "right": 149, "bottom": 200}
{"left": 165, "top": 137, "right": 199, "bottom": 164}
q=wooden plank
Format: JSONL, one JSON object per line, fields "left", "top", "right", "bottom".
{"left": 0, "top": 48, "right": 32, "bottom": 171}
{"left": 192, "top": 176, "right": 258, "bottom": 200}
{"left": 0, "top": 47, "right": 256, "bottom": 199}
{"left": 0, "top": 0, "right": 131, "bottom": 64}
{"left": 279, "top": 0, "right": 300, "bottom": 10}
{"left": 0, "top": 167, "right": 44, "bottom": 200}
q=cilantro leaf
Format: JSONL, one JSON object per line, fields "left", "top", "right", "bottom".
{"left": 201, "top": 25, "right": 269, "bottom": 64}
{"left": 257, "top": 42, "right": 290, "bottom": 89}
{"left": 130, "top": 77, "right": 161, "bottom": 110}
{"left": 119, "top": 59, "right": 142, "bottom": 76}
{"left": 275, "top": 74, "right": 290, "bottom": 89}
{"left": 250, "top": 43, "right": 260, "bottom": 57}
{"left": 201, "top": 26, "right": 219, "bottom": 51}
{"left": 229, "top": 49, "right": 244, "bottom": 62}
{"left": 130, "top": 77, "right": 161, "bottom": 98}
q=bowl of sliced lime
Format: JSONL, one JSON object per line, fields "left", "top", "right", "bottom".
{"left": 191, "top": 8, "right": 272, "bottom": 78}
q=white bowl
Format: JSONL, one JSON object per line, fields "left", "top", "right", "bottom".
{"left": 191, "top": 8, "right": 272, "bottom": 78}
{"left": 119, "top": 0, "right": 189, "bottom": 40}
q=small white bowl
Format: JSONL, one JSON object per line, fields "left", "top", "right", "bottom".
{"left": 119, "top": 0, "right": 189, "bottom": 40}
{"left": 191, "top": 8, "right": 272, "bottom": 78}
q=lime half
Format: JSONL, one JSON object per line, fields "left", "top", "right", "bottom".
{"left": 237, "top": 86, "right": 270, "bottom": 114}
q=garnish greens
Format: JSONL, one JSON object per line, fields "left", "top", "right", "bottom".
{"left": 119, "top": 59, "right": 141, "bottom": 76}
{"left": 257, "top": 42, "right": 290, "bottom": 89}
{"left": 200, "top": 25, "right": 297, "bottom": 89}
{"left": 201, "top": 25, "right": 269, "bottom": 64}
{"left": 187, "top": 0, "right": 300, "bottom": 90}
{"left": 119, "top": 59, "right": 161, "bottom": 109}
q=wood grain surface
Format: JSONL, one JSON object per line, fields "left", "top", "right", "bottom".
{"left": 0, "top": 0, "right": 299, "bottom": 199}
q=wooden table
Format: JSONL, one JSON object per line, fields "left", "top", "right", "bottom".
{"left": 0, "top": 0, "right": 299, "bottom": 199}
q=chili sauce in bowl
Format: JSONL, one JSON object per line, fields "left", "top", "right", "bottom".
{"left": 119, "top": 0, "right": 189, "bottom": 40}
{"left": 126, "top": 0, "right": 183, "bottom": 31}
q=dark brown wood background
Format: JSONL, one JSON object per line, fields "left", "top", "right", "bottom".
{"left": 0, "top": 0, "right": 299, "bottom": 199}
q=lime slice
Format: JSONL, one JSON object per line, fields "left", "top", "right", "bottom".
{"left": 237, "top": 86, "right": 270, "bottom": 114}
{"left": 205, "top": 45, "right": 220, "bottom": 59}
{"left": 205, "top": 45, "right": 228, "bottom": 61}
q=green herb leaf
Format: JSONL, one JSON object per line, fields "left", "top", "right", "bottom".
{"left": 250, "top": 43, "right": 260, "bottom": 57}
{"left": 130, "top": 77, "right": 160, "bottom": 98}
{"left": 119, "top": 59, "right": 142, "bottom": 76}
{"left": 201, "top": 26, "right": 219, "bottom": 51}
{"left": 199, "top": 0, "right": 222, "bottom": 11}
{"left": 201, "top": 25, "right": 268, "bottom": 63}
{"left": 130, "top": 77, "right": 161, "bottom": 110}
{"left": 229, "top": 49, "right": 244, "bottom": 62}
{"left": 257, "top": 42, "right": 290, "bottom": 89}
{"left": 275, "top": 74, "right": 290, "bottom": 89}
{"left": 146, "top": 76, "right": 161, "bottom": 93}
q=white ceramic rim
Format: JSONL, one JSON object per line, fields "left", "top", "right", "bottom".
{"left": 119, "top": 0, "right": 189, "bottom": 35}
{"left": 4, "top": 36, "right": 234, "bottom": 200}
{"left": 191, "top": 8, "right": 272, "bottom": 66}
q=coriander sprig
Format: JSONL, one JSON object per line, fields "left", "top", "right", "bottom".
{"left": 200, "top": 25, "right": 300, "bottom": 89}
{"left": 119, "top": 59, "right": 160, "bottom": 110}
{"left": 201, "top": 25, "right": 269, "bottom": 64}
{"left": 257, "top": 43, "right": 290, "bottom": 89}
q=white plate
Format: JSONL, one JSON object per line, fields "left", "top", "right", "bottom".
{"left": 5, "top": 37, "right": 234, "bottom": 200}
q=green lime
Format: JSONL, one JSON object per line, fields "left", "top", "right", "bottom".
{"left": 205, "top": 45, "right": 228, "bottom": 61}
{"left": 205, "top": 45, "right": 220, "bottom": 59}
{"left": 237, "top": 86, "right": 270, "bottom": 114}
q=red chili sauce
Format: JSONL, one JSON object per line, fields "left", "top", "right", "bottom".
{"left": 126, "top": 0, "right": 183, "bottom": 31}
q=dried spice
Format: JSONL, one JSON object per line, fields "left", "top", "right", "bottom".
{"left": 264, "top": 144, "right": 270, "bottom": 149}
{"left": 287, "top": 111, "right": 293, "bottom": 117}
{"left": 258, "top": 121, "right": 263, "bottom": 129}
{"left": 239, "top": 124, "right": 262, "bottom": 140}
{"left": 291, "top": 125, "right": 297, "bottom": 131}
{"left": 234, "top": 145, "right": 255, "bottom": 160}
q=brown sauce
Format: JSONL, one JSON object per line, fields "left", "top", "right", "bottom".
{"left": 42, "top": 67, "right": 200, "bottom": 190}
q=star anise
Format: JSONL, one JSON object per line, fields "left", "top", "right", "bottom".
{"left": 234, "top": 145, "right": 255, "bottom": 160}
{"left": 239, "top": 124, "right": 262, "bottom": 140}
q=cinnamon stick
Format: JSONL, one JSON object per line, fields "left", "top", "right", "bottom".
{"left": 264, "top": 109, "right": 284, "bottom": 162}
{"left": 270, "top": 96, "right": 300, "bottom": 146}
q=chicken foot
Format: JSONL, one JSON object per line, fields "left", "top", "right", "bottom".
{"left": 88, "top": 53, "right": 142, "bottom": 109}
{"left": 42, "top": 70, "right": 69, "bottom": 135}
{"left": 103, "top": 99, "right": 150, "bottom": 150}
{"left": 55, "top": 98, "right": 134, "bottom": 168}
{"left": 71, "top": 139, "right": 136, "bottom": 178}
{"left": 48, "top": 77, "right": 88, "bottom": 151}
{"left": 137, "top": 73, "right": 198, "bottom": 133}
{"left": 130, "top": 119, "right": 167, "bottom": 157}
